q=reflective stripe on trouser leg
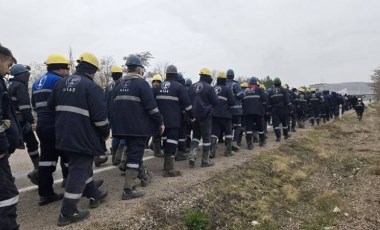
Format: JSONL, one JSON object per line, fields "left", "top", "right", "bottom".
{"left": 61, "top": 153, "right": 95, "bottom": 216}
{"left": 36, "top": 126, "right": 58, "bottom": 197}
{"left": 124, "top": 136, "right": 146, "bottom": 172}
{"left": 272, "top": 113, "right": 281, "bottom": 138}
{"left": 200, "top": 117, "right": 212, "bottom": 152}
{"left": 232, "top": 115, "right": 242, "bottom": 142}
{"left": 164, "top": 128, "right": 179, "bottom": 156}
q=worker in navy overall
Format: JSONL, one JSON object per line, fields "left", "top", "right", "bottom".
{"left": 268, "top": 77, "right": 292, "bottom": 142}
{"left": 237, "top": 82, "right": 248, "bottom": 146}
{"left": 0, "top": 43, "right": 22, "bottom": 230}
{"left": 354, "top": 97, "right": 365, "bottom": 120}
{"left": 294, "top": 87, "right": 308, "bottom": 128}
{"left": 308, "top": 88, "right": 322, "bottom": 126}
{"left": 112, "top": 54, "right": 164, "bottom": 200}
{"left": 188, "top": 68, "right": 218, "bottom": 167}
{"left": 176, "top": 72, "right": 190, "bottom": 160}
{"left": 150, "top": 74, "right": 165, "bottom": 157}
{"left": 184, "top": 78, "right": 193, "bottom": 150}
{"left": 154, "top": 65, "right": 193, "bottom": 176}
{"left": 31, "top": 53, "right": 71, "bottom": 205}
{"left": 242, "top": 76, "right": 267, "bottom": 150}
{"left": 48, "top": 52, "right": 109, "bottom": 226}
{"left": 225, "top": 69, "right": 244, "bottom": 152}
{"left": 105, "top": 65, "right": 123, "bottom": 165}
{"left": 9, "top": 64, "right": 40, "bottom": 185}
{"left": 210, "top": 71, "right": 234, "bottom": 158}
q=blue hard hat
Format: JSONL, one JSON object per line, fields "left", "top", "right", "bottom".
{"left": 249, "top": 76, "right": 258, "bottom": 84}
{"left": 10, "top": 64, "right": 29, "bottom": 76}
{"left": 185, "top": 78, "right": 192, "bottom": 86}
{"left": 125, "top": 54, "right": 143, "bottom": 67}
{"left": 177, "top": 73, "right": 184, "bottom": 81}
{"left": 226, "top": 69, "right": 234, "bottom": 77}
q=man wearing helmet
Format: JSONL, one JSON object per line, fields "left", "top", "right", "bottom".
{"left": 32, "top": 53, "right": 71, "bottom": 206}
{"left": 268, "top": 77, "right": 292, "bottom": 142}
{"left": 112, "top": 54, "right": 164, "bottom": 200}
{"left": 9, "top": 64, "right": 40, "bottom": 185}
{"left": 0, "top": 43, "right": 21, "bottom": 230}
{"left": 48, "top": 52, "right": 109, "bottom": 226}
{"left": 354, "top": 98, "right": 365, "bottom": 120}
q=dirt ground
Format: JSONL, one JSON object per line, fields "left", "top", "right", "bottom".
{"left": 13, "top": 105, "right": 379, "bottom": 230}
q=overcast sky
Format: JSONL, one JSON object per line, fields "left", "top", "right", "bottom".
{"left": 2, "top": 0, "right": 379, "bottom": 87}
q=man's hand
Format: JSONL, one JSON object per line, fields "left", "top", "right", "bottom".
{"left": 160, "top": 124, "right": 165, "bottom": 135}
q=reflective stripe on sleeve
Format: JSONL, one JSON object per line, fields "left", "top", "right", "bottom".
{"left": 149, "top": 108, "right": 159, "bottom": 115}
{"left": 33, "top": 89, "right": 52, "bottom": 94}
{"left": 56, "top": 105, "right": 89, "bottom": 117}
{"left": 156, "top": 95, "right": 179, "bottom": 101}
{"left": 244, "top": 95, "right": 260, "bottom": 99}
{"left": 85, "top": 177, "right": 93, "bottom": 184}
{"left": 218, "top": 96, "right": 227, "bottom": 101}
{"left": 114, "top": 95, "right": 141, "bottom": 102}
{"left": 19, "top": 105, "right": 31, "bottom": 110}
{"left": 0, "top": 125, "right": 5, "bottom": 133}
{"left": 94, "top": 119, "right": 109, "bottom": 127}
{"left": 230, "top": 105, "right": 242, "bottom": 109}
{"left": 185, "top": 105, "right": 192, "bottom": 111}
{"left": 28, "top": 150, "right": 39, "bottom": 156}
{"left": 35, "top": 101, "right": 48, "bottom": 108}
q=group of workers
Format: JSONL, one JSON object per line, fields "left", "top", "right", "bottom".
{"left": 0, "top": 43, "right": 366, "bottom": 229}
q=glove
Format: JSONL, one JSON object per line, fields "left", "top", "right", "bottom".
{"left": 22, "top": 122, "right": 33, "bottom": 135}
{"left": 2, "top": 119, "right": 11, "bottom": 129}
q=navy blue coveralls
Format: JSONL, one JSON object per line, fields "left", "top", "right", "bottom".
{"left": 226, "top": 78, "right": 244, "bottom": 143}
{"left": 32, "top": 72, "right": 69, "bottom": 197}
{"left": 48, "top": 73, "right": 109, "bottom": 216}
{"left": 268, "top": 86, "right": 291, "bottom": 139}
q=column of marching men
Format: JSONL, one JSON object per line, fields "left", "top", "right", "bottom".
{"left": 0, "top": 45, "right": 364, "bottom": 229}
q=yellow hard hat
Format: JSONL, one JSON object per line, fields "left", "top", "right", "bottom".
{"left": 240, "top": 82, "right": 248, "bottom": 88}
{"left": 298, "top": 87, "right": 305, "bottom": 93}
{"left": 199, "top": 68, "right": 211, "bottom": 77}
{"left": 76, "top": 52, "right": 99, "bottom": 69}
{"left": 218, "top": 71, "right": 226, "bottom": 79}
{"left": 283, "top": 84, "right": 289, "bottom": 89}
{"left": 310, "top": 88, "right": 316, "bottom": 92}
{"left": 45, "top": 53, "right": 70, "bottom": 65}
{"left": 152, "top": 74, "right": 162, "bottom": 82}
{"left": 260, "top": 84, "right": 266, "bottom": 90}
{"left": 111, "top": 66, "right": 122, "bottom": 73}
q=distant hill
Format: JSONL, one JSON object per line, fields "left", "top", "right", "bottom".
{"left": 309, "top": 82, "right": 373, "bottom": 95}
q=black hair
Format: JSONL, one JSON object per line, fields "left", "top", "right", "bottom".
{"left": 0, "top": 43, "right": 16, "bottom": 63}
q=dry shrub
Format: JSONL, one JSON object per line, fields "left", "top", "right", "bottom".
{"left": 282, "top": 184, "right": 299, "bottom": 202}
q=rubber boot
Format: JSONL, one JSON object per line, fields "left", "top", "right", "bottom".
{"left": 27, "top": 155, "right": 39, "bottom": 185}
{"left": 201, "top": 150, "right": 214, "bottom": 167}
{"left": 246, "top": 133, "right": 253, "bottom": 150}
{"left": 138, "top": 163, "right": 153, "bottom": 187}
{"left": 210, "top": 137, "right": 217, "bottom": 159}
{"left": 111, "top": 147, "right": 117, "bottom": 165}
{"left": 259, "top": 133, "right": 266, "bottom": 147}
{"left": 153, "top": 139, "right": 164, "bottom": 157}
{"left": 232, "top": 141, "right": 240, "bottom": 152}
{"left": 175, "top": 150, "right": 187, "bottom": 161}
{"left": 122, "top": 169, "right": 144, "bottom": 200}
{"left": 284, "top": 128, "right": 291, "bottom": 139}
{"left": 114, "top": 144, "right": 125, "bottom": 165}
{"left": 189, "top": 147, "right": 198, "bottom": 167}
{"left": 224, "top": 138, "right": 233, "bottom": 157}
{"left": 94, "top": 155, "right": 108, "bottom": 167}
{"left": 163, "top": 155, "right": 182, "bottom": 177}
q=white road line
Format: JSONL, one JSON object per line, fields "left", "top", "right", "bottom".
{"left": 18, "top": 155, "right": 156, "bottom": 193}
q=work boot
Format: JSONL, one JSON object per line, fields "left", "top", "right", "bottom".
{"left": 246, "top": 134, "right": 253, "bottom": 150}
{"left": 232, "top": 141, "right": 240, "bottom": 152}
{"left": 201, "top": 150, "right": 214, "bottom": 167}
{"left": 111, "top": 147, "right": 117, "bottom": 165}
{"left": 275, "top": 138, "right": 281, "bottom": 142}
{"left": 188, "top": 147, "right": 198, "bottom": 167}
{"left": 114, "top": 144, "right": 125, "bottom": 165}
{"left": 89, "top": 189, "right": 108, "bottom": 209}
{"left": 224, "top": 138, "right": 233, "bottom": 157}
{"left": 94, "top": 155, "right": 108, "bottom": 167}
{"left": 153, "top": 139, "right": 164, "bottom": 157}
{"left": 57, "top": 210, "right": 90, "bottom": 226}
{"left": 28, "top": 155, "right": 39, "bottom": 185}
{"left": 118, "top": 151, "right": 127, "bottom": 172}
{"left": 210, "top": 137, "right": 217, "bottom": 159}
{"left": 175, "top": 151, "right": 187, "bottom": 161}
{"left": 284, "top": 134, "right": 291, "bottom": 139}
{"left": 39, "top": 193, "right": 63, "bottom": 206}
{"left": 122, "top": 169, "right": 144, "bottom": 200}
{"left": 138, "top": 164, "right": 153, "bottom": 187}
{"left": 163, "top": 155, "right": 182, "bottom": 177}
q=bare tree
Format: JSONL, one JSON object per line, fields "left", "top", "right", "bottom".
{"left": 95, "top": 56, "right": 115, "bottom": 88}
{"left": 370, "top": 68, "right": 380, "bottom": 99}
{"left": 68, "top": 46, "right": 75, "bottom": 75}
{"left": 28, "top": 62, "right": 46, "bottom": 85}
